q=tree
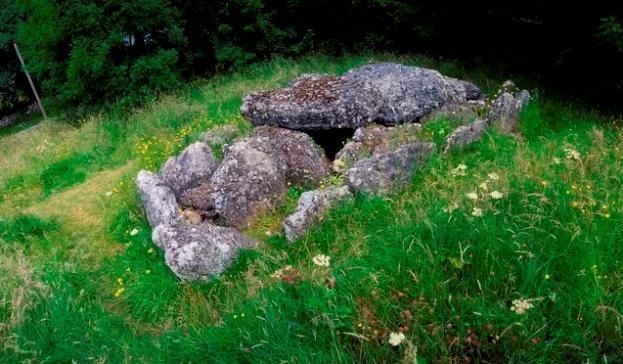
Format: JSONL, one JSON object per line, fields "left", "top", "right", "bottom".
{"left": 17, "top": 0, "right": 186, "bottom": 107}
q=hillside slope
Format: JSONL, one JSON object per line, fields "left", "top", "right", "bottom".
{"left": 1, "top": 55, "right": 622, "bottom": 363}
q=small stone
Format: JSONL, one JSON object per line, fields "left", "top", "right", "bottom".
{"left": 284, "top": 185, "right": 353, "bottom": 243}
{"left": 442, "top": 119, "right": 488, "bottom": 153}
{"left": 182, "top": 209, "right": 203, "bottom": 225}
{"left": 486, "top": 87, "right": 530, "bottom": 134}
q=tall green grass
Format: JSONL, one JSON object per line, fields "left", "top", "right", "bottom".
{"left": 1, "top": 54, "right": 621, "bottom": 363}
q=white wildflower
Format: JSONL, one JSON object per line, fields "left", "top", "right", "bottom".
{"left": 465, "top": 192, "right": 478, "bottom": 200}
{"left": 510, "top": 299, "right": 534, "bottom": 315}
{"left": 312, "top": 254, "right": 331, "bottom": 267}
{"left": 129, "top": 228, "right": 139, "bottom": 236}
{"left": 451, "top": 164, "right": 468, "bottom": 176}
{"left": 552, "top": 157, "right": 562, "bottom": 165}
{"left": 487, "top": 172, "right": 500, "bottom": 181}
{"left": 471, "top": 207, "right": 483, "bottom": 217}
{"left": 489, "top": 191, "right": 504, "bottom": 200}
{"left": 564, "top": 147, "right": 581, "bottom": 160}
{"left": 388, "top": 332, "right": 406, "bottom": 346}
{"left": 105, "top": 191, "right": 113, "bottom": 197}
{"left": 443, "top": 202, "right": 459, "bottom": 213}
{"left": 479, "top": 181, "right": 489, "bottom": 191}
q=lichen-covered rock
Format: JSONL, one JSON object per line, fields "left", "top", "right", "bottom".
{"left": 159, "top": 142, "right": 218, "bottom": 199}
{"left": 284, "top": 185, "right": 352, "bottom": 243}
{"left": 420, "top": 100, "right": 485, "bottom": 124}
{"left": 442, "top": 119, "right": 488, "bottom": 153}
{"left": 153, "top": 223, "right": 258, "bottom": 281}
{"left": 136, "top": 171, "right": 180, "bottom": 239}
{"left": 199, "top": 124, "right": 241, "bottom": 146}
{"left": 345, "top": 142, "right": 435, "bottom": 195}
{"left": 486, "top": 89, "right": 530, "bottom": 134}
{"left": 251, "top": 126, "right": 330, "bottom": 186}
{"left": 181, "top": 127, "right": 329, "bottom": 227}
{"left": 332, "top": 123, "right": 422, "bottom": 172}
{"left": 208, "top": 138, "right": 287, "bottom": 228}
{"left": 241, "top": 74, "right": 383, "bottom": 130}
{"left": 344, "top": 63, "right": 484, "bottom": 124}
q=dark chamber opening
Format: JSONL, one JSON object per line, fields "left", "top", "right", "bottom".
{"left": 305, "top": 128, "right": 356, "bottom": 160}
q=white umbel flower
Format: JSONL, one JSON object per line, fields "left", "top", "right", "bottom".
{"left": 489, "top": 191, "right": 504, "bottom": 199}
{"left": 312, "top": 254, "right": 331, "bottom": 267}
{"left": 465, "top": 192, "right": 478, "bottom": 200}
{"left": 388, "top": 332, "right": 406, "bottom": 346}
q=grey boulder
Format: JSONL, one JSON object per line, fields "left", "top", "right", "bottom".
{"left": 344, "top": 63, "right": 484, "bottom": 124}
{"left": 153, "top": 223, "right": 258, "bottom": 281}
{"left": 241, "top": 63, "right": 484, "bottom": 130}
{"left": 159, "top": 142, "right": 218, "bottom": 199}
{"left": 486, "top": 86, "right": 530, "bottom": 134}
{"left": 333, "top": 123, "right": 422, "bottom": 172}
{"left": 284, "top": 185, "right": 353, "bottom": 243}
{"left": 442, "top": 119, "right": 489, "bottom": 153}
{"left": 136, "top": 171, "right": 180, "bottom": 238}
{"left": 251, "top": 126, "right": 330, "bottom": 186}
{"left": 345, "top": 142, "right": 435, "bottom": 195}
{"left": 181, "top": 127, "right": 329, "bottom": 227}
{"left": 241, "top": 74, "right": 383, "bottom": 130}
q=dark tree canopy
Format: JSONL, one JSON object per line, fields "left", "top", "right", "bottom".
{"left": 3, "top": 1, "right": 622, "bottom": 110}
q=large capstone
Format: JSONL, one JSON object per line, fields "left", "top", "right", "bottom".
{"left": 345, "top": 142, "right": 435, "bottom": 195}
{"left": 153, "top": 223, "right": 258, "bottom": 281}
{"left": 241, "top": 74, "right": 382, "bottom": 130}
{"left": 344, "top": 63, "right": 484, "bottom": 124}
{"left": 159, "top": 142, "right": 218, "bottom": 200}
{"left": 241, "top": 63, "right": 484, "bottom": 130}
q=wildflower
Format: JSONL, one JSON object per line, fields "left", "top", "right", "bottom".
{"left": 466, "top": 192, "right": 478, "bottom": 200}
{"left": 570, "top": 201, "right": 579, "bottom": 208}
{"left": 145, "top": 269, "right": 151, "bottom": 274}
{"left": 105, "top": 191, "right": 113, "bottom": 197}
{"left": 451, "top": 164, "right": 468, "bottom": 176}
{"left": 471, "top": 207, "right": 483, "bottom": 217}
{"left": 510, "top": 299, "right": 534, "bottom": 315}
{"left": 116, "top": 278, "right": 123, "bottom": 285}
{"left": 443, "top": 202, "right": 459, "bottom": 213}
{"left": 113, "top": 287, "right": 125, "bottom": 298}
{"left": 147, "top": 248, "right": 155, "bottom": 254}
{"left": 479, "top": 181, "right": 489, "bottom": 191}
{"left": 312, "top": 254, "right": 331, "bottom": 267}
{"left": 271, "top": 265, "right": 293, "bottom": 279}
{"left": 603, "top": 213, "right": 611, "bottom": 219}
{"left": 564, "top": 147, "right": 581, "bottom": 160}
{"left": 388, "top": 332, "right": 406, "bottom": 346}
{"left": 489, "top": 191, "right": 503, "bottom": 200}
{"left": 129, "top": 228, "right": 139, "bottom": 236}
{"left": 553, "top": 157, "right": 562, "bottom": 165}
{"left": 544, "top": 274, "right": 551, "bottom": 280}
{"left": 487, "top": 172, "right": 500, "bottom": 181}
{"left": 540, "top": 180, "right": 549, "bottom": 187}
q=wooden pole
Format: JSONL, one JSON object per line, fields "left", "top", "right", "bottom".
{"left": 13, "top": 43, "right": 48, "bottom": 120}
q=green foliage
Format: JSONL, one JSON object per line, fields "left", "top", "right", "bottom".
{"left": 16, "top": 0, "right": 185, "bottom": 108}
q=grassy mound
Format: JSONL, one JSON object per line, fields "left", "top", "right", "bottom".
{"left": 0, "top": 54, "right": 621, "bottom": 363}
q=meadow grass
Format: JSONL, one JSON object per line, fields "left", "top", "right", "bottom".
{"left": 0, "top": 53, "right": 622, "bottom": 363}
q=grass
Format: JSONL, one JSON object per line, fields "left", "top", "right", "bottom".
{"left": 1, "top": 53, "right": 622, "bottom": 363}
